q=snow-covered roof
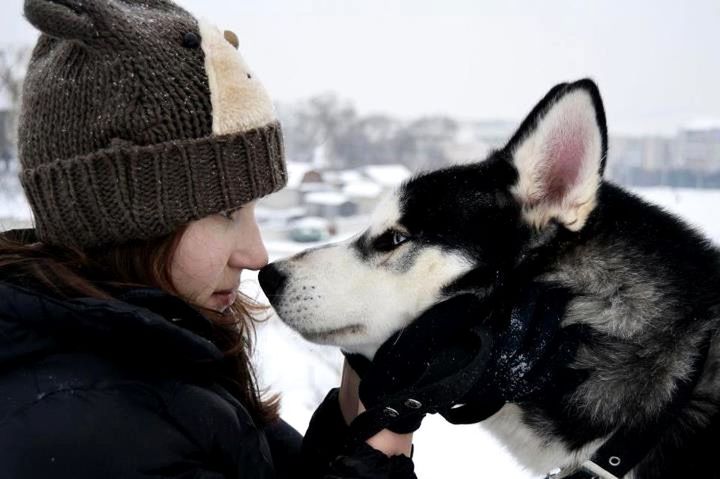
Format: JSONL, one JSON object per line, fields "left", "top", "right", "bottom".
{"left": 362, "top": 164, "right": 412, "bottom": 187}
{"left": 285, "top": 162, "right": 315, "bottom": 189}
{"left": 343, "top": 181, "right": 382, "bottom": 198}
{"left": 336, "top": 170, "right": 366, "bottom": 184}
{"left": 304, "top": 191, "right": 350, "bottom": 206}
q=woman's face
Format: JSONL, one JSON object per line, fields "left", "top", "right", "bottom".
{"left": 171, "top": 201, "right": 268, "bottom": 312}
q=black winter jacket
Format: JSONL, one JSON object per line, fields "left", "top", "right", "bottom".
{"left": 0, "top": 280, "right": 415, "bottom": 478}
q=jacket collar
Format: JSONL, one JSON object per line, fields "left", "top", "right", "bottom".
{"left": 0, "top": 280, "right": 224, "bottom": 366}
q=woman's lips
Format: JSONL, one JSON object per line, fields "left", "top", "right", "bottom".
{"left": 212, "top": 289, "right": 238, "bottom": 308}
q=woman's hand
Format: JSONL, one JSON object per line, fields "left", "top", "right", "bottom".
{"left": 358, "top": 401, "right": 413, "bottom": 457}
{"left": 339, "top": 359, "right": 413, "bottom": 458}
{"left": 338, "top": 358, "right": 361, "bottom": 425}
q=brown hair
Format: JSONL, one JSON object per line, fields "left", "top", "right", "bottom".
{"left": 0, "top": 227, "right": 279, "bottom": 425}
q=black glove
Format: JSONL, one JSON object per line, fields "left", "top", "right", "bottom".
{"left": 343, "top": 294, "right": 495, "bottom": 440}
{"left": 324, "top": 442, "right": 416, "bottom": 479}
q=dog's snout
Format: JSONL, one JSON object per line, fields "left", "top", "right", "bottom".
{"left": 259, "top": 263, "right": 287, "bottom": 298}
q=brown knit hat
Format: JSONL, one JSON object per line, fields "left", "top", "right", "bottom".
{"left": 18, "top": 0, "right": 287, "bottom": 248}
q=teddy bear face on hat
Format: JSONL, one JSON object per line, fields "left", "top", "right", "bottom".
{"left": 19, "top": 0, "right": 286, "bottom": 248}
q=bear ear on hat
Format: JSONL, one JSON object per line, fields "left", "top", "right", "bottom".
{"left": 24, "top": 0, "right": 100, "bottom": 43}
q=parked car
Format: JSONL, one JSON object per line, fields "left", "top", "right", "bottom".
{"left": 287, "top": 216, "right": 331, "bottom": 243}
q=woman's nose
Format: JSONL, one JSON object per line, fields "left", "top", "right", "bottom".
{"left": 230, "top": 220, "right": 269, "bottom": 271}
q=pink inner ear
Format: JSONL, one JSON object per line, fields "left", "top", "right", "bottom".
{"left": 542, "top": 121, "right": 588, "bottom": 204}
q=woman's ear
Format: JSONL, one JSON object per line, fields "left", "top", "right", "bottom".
{"left": 24, "top": 0, "right": 98, "bottom": 43}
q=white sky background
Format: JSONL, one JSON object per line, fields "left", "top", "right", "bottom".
{"left": 2, "top": 0, "right": 719, "bottom": 135}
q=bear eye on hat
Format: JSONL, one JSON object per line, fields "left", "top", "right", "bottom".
{"left": 182, "top": 31, "right": 201, "bottom": 49}
{"left": 18, "top": 0, "right": 287, "bottom": 249}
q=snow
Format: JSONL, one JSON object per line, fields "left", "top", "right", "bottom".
{"left": 0, "top": 172, "right": 33, "bottom": 228}
{"left": 0, "top": 91, "right": 11, "bottom": 110}
{"left": 363, "top": 164, "right": 412, "bottom": 187}
{"left": 304, "top": 190, "right": 350, "bottom": 206}
{"left": 343, "top": 180, "right": 383, "bottom": 198}
{"left": 632, "top": 187, "right": 720, "bottom": 244}
{"left": 285, "top": 161, "right": 316, "bottom": 189}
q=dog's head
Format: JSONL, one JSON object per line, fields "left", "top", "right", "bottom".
{"left": 260, "top": 79, "right": 607, "bottom": 358}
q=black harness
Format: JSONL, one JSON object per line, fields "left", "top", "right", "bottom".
{"left": 546, "top": 329, "right": 715, "bottom": 479}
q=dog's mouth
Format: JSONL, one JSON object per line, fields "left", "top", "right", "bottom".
{"left": 297, "top": 323, "right": 365, "bottom": 342}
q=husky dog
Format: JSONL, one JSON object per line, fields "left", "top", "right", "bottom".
{"left": 260, "top": 80, "right": 720, "bottom": 478}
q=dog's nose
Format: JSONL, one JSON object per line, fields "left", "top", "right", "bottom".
{"left": 258, "top": 263, "right": 287, "bottom": 298}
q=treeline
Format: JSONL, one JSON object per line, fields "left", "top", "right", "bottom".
{"left": 277, "top": 93, "right": 459, "bottom": 170}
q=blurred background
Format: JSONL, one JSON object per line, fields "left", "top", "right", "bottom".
{"left": 1, "top": 1, "right": 719, "bottom": 477}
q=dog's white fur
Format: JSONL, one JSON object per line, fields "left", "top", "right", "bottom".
{"left": 482, "top": 404, "right": 616, "bottom": 477}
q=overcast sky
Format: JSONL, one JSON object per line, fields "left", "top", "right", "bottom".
{"left": 2, "top": 0, "right": 719, "bottom": 135}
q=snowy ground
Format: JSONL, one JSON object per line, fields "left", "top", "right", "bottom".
{"left": 1, "top": 178, "right": 719, "bottom": 478}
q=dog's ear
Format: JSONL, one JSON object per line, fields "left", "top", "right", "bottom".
{"left": 503, "top": 79, "right": 608, "bottom": 232}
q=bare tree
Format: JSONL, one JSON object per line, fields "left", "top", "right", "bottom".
{"left": 278, "top": 93, "right": 358, "bottom": 168}
{"left": 0, "top": 45, "right": 31, "bottom": 173}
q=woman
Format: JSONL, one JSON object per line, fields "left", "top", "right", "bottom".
{"left": 0, "top": 0, "right": 414, "bottom": 477}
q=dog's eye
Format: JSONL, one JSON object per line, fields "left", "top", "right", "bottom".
{"left": 373, "top": 230, "right": 410, "bottom": 252}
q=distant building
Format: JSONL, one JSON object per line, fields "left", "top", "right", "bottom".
{"left": 259, "top": 162, "right": 322, "bottom": 209}
{"left": 304, "top": 191, "right": 358, "bottom": 218}
{"left": 606, "top": 135, "right": 675, "bottom": 185}
{"left": 342, "top": 180, "right": 383, "bottom": 215}
{"left": 677, "top": 121, "right": 720, "bottom": 173}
